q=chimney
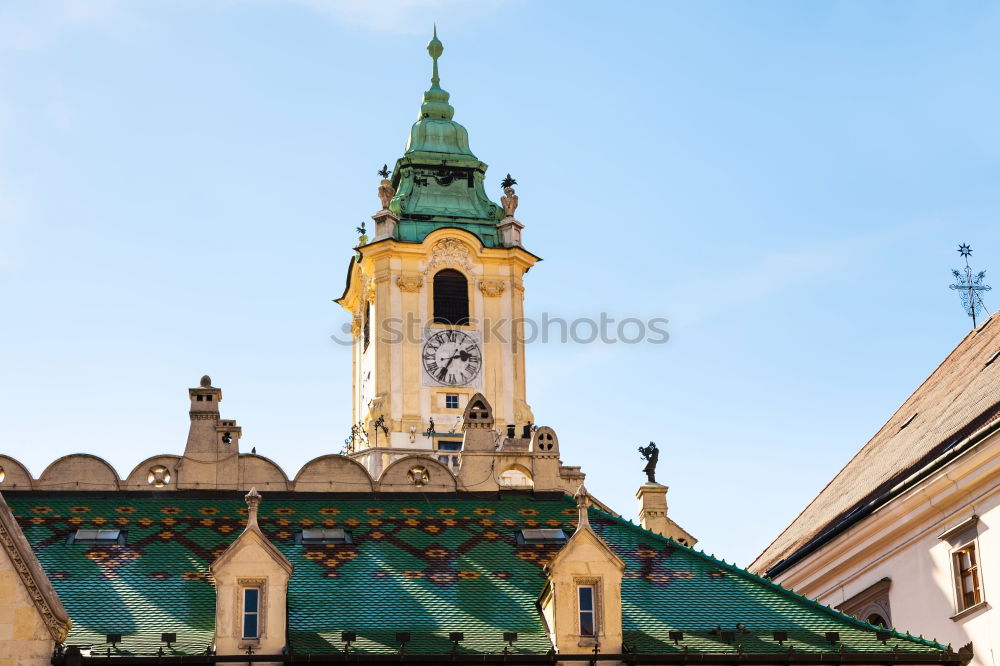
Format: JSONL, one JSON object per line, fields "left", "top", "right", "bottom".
{"left": 636, "top": 482, "right": 698, "bottom": 547}
{"left": 636, "top": 483, "right": 670, "bottom": 537}
{"left": 178, "top": 375, "right": 240, "bottom": 490}
{"left": 184, "top": 375, "right": 224, "bottom": 461}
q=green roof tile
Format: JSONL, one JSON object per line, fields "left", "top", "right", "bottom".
{"left": 7, "top": 492, "right": 949, "bottom": 657}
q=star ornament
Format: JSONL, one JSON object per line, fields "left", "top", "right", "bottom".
{"left": 958, "top": 243, "right": 973, "bottom": 257}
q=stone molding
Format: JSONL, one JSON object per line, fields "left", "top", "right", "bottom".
{"left": 835, "top": 577, "right": 892, "bottom": 628}
{"left": 0, "top": 492, "right": 72, "bottom": 642}
{"left": 396, "top": 275, "right": 424, "bottom": 293}
{"left": 478, "top": 279, "right": 506, "bottom": 297}
{"left": 424, "top": 238, "right": 474, "bottom": 275}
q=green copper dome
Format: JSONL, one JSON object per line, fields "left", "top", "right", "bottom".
{"left": 388, "top": 28, "right": 504, "bottom": 247}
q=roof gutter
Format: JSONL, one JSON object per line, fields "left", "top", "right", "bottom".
{"left": 765, "top": 413, "right": 1000, "bottom": 579}
{"left": 58, "top": 649, "right": 972, "bottom": 666}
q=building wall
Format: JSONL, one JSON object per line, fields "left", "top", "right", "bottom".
{"left": 771, "top": 436, "right": 999, "bottom": 666}
{"left": 0, "top": 538, "right": 57, "bottom": 666}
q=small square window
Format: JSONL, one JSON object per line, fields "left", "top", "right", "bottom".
{"left": 445, "top": 394, "right": 459, "bottom": 409}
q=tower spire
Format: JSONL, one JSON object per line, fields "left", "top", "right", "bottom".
{"left": 419, "top": 26, "right": 454, "bottom": 121}
{"left": 429, "top": 24, "right": 443, "bottom": 88}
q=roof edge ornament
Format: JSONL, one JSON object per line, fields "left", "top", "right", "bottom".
{"left": 575, "top": 484, "right": 590, "bottom": 533}
{"left": 245, "top": 487, "right": 261, "bottom": 529}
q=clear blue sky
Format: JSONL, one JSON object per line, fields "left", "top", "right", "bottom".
{"left": 1, "top": 1, "right": 998, "bottom": 567}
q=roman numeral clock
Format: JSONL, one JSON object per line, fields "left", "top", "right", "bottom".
{"left": 421, "top": 329, "right": 483, "bottom": 387}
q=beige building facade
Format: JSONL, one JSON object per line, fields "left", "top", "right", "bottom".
{"left": 752, "top": 314, "right": 1000, "bottom": 666}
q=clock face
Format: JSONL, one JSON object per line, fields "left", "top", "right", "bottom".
{"left": 422, "top": 329, "right": 482, "bottom": 386}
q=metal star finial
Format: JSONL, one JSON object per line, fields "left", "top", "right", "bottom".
{"left": 950, "top": 244, "right": 991, "bottom": 328}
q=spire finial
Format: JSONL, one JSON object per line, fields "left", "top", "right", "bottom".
{"left": 417, "top": 27, "right": 454, "bottom": 122}
{"left": 575, "top": 484, "right": 590, "bottom": 533}
{"left": 427, "top": 25, "right": 444, "bottom": 88}
{"left": 244, "top": 487, "right": 261, "bottom": 529}
{"left": 949, "top": 244, "right": 992, "bottom": 328}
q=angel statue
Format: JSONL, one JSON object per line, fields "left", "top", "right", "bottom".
{"left": 377, "top": 164, "right": 395, "bottom": 210}
{"left": 500, "top": 173, "right": 518, "bottom": 218}
{"left": 638, "top": 441, "right": 659, "bottom": 484}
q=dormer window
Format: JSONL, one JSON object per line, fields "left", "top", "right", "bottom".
{"left": 242, "top": 587, "right": 260, "bottom": 639}
{"left": 578, "top": 585, "right": 596, "bottom": 637}
{"left": 517, "top": 528, "right": 567, "bottom": 544}
{"left": 298, "top": 528, "right": 351, "bottom": 545}
{"left": 69, "top": 529, "right": 124, "bottom": 545}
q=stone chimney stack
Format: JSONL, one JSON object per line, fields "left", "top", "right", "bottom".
{"left": 636, "top": 483, "right": 697, "bottom": 547}
{"left": 636, "top": 483, "right": 670, "bottom": 536}
{"left": 177, "top": 375, "right": 240, "bottom": 490}
{"left": 184, "top": 375, "right": 227, "bottom": 460}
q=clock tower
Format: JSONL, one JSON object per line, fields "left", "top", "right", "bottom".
{"left": 336, "top": 29, "right": 539, "bottom": 478}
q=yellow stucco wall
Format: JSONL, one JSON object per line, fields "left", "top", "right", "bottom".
{"left": 339, "top": 230, "right": 538, "bottom": 449}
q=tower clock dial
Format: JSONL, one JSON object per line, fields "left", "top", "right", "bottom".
{"left": 422, "top": 329, "right": 482, "bottom": 386}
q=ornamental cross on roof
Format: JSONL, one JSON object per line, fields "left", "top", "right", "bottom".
{"left": 949, "top": 244, "right": 992, "bottom": 328}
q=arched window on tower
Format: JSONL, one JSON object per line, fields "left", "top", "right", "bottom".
{"left": 363, "top": 302, "right": 371, "bottom": 352}
{"left": 433, "top": 269, "right": 469, "bottom": 325}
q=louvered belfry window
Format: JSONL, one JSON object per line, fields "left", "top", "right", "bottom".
{"left": 433, "top": 269, "right": 469, "bottom": 325}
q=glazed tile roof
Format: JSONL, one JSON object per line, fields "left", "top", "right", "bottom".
{"left": 8, "top": 491, "right": 949, "bottom": 657}
{"left": 752, "top": 313, "right": 1000, "bottom": 575}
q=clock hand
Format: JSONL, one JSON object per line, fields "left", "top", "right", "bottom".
{"left": 438, "top": 353, "right": 459, "bottom": 379}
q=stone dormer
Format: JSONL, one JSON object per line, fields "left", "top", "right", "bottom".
{"left": 209, "top": 488, "right": 292, "bottom": 655}
{"left": 0, "top": 491, "right": 71, "bottom": 662}
{"left": 539, "top": 486, "right": 625, "bottom": 654}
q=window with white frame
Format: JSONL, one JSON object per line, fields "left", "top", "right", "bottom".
{"left": 242, "top": 587, "right": 260, "bottom": 639}
{"left": 578, "top": 585, "right": 596, "bottom": 637}
{"left": 445, "top": 394, "right": 459, "bottom": 409}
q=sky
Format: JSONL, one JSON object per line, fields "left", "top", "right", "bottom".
{"left": 1, "top": 0, "right": 999, "bottom": 568}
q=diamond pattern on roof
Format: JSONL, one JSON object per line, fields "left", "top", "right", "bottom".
{"left": 7, "top": 493, "right": 948, "bottom": 657}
